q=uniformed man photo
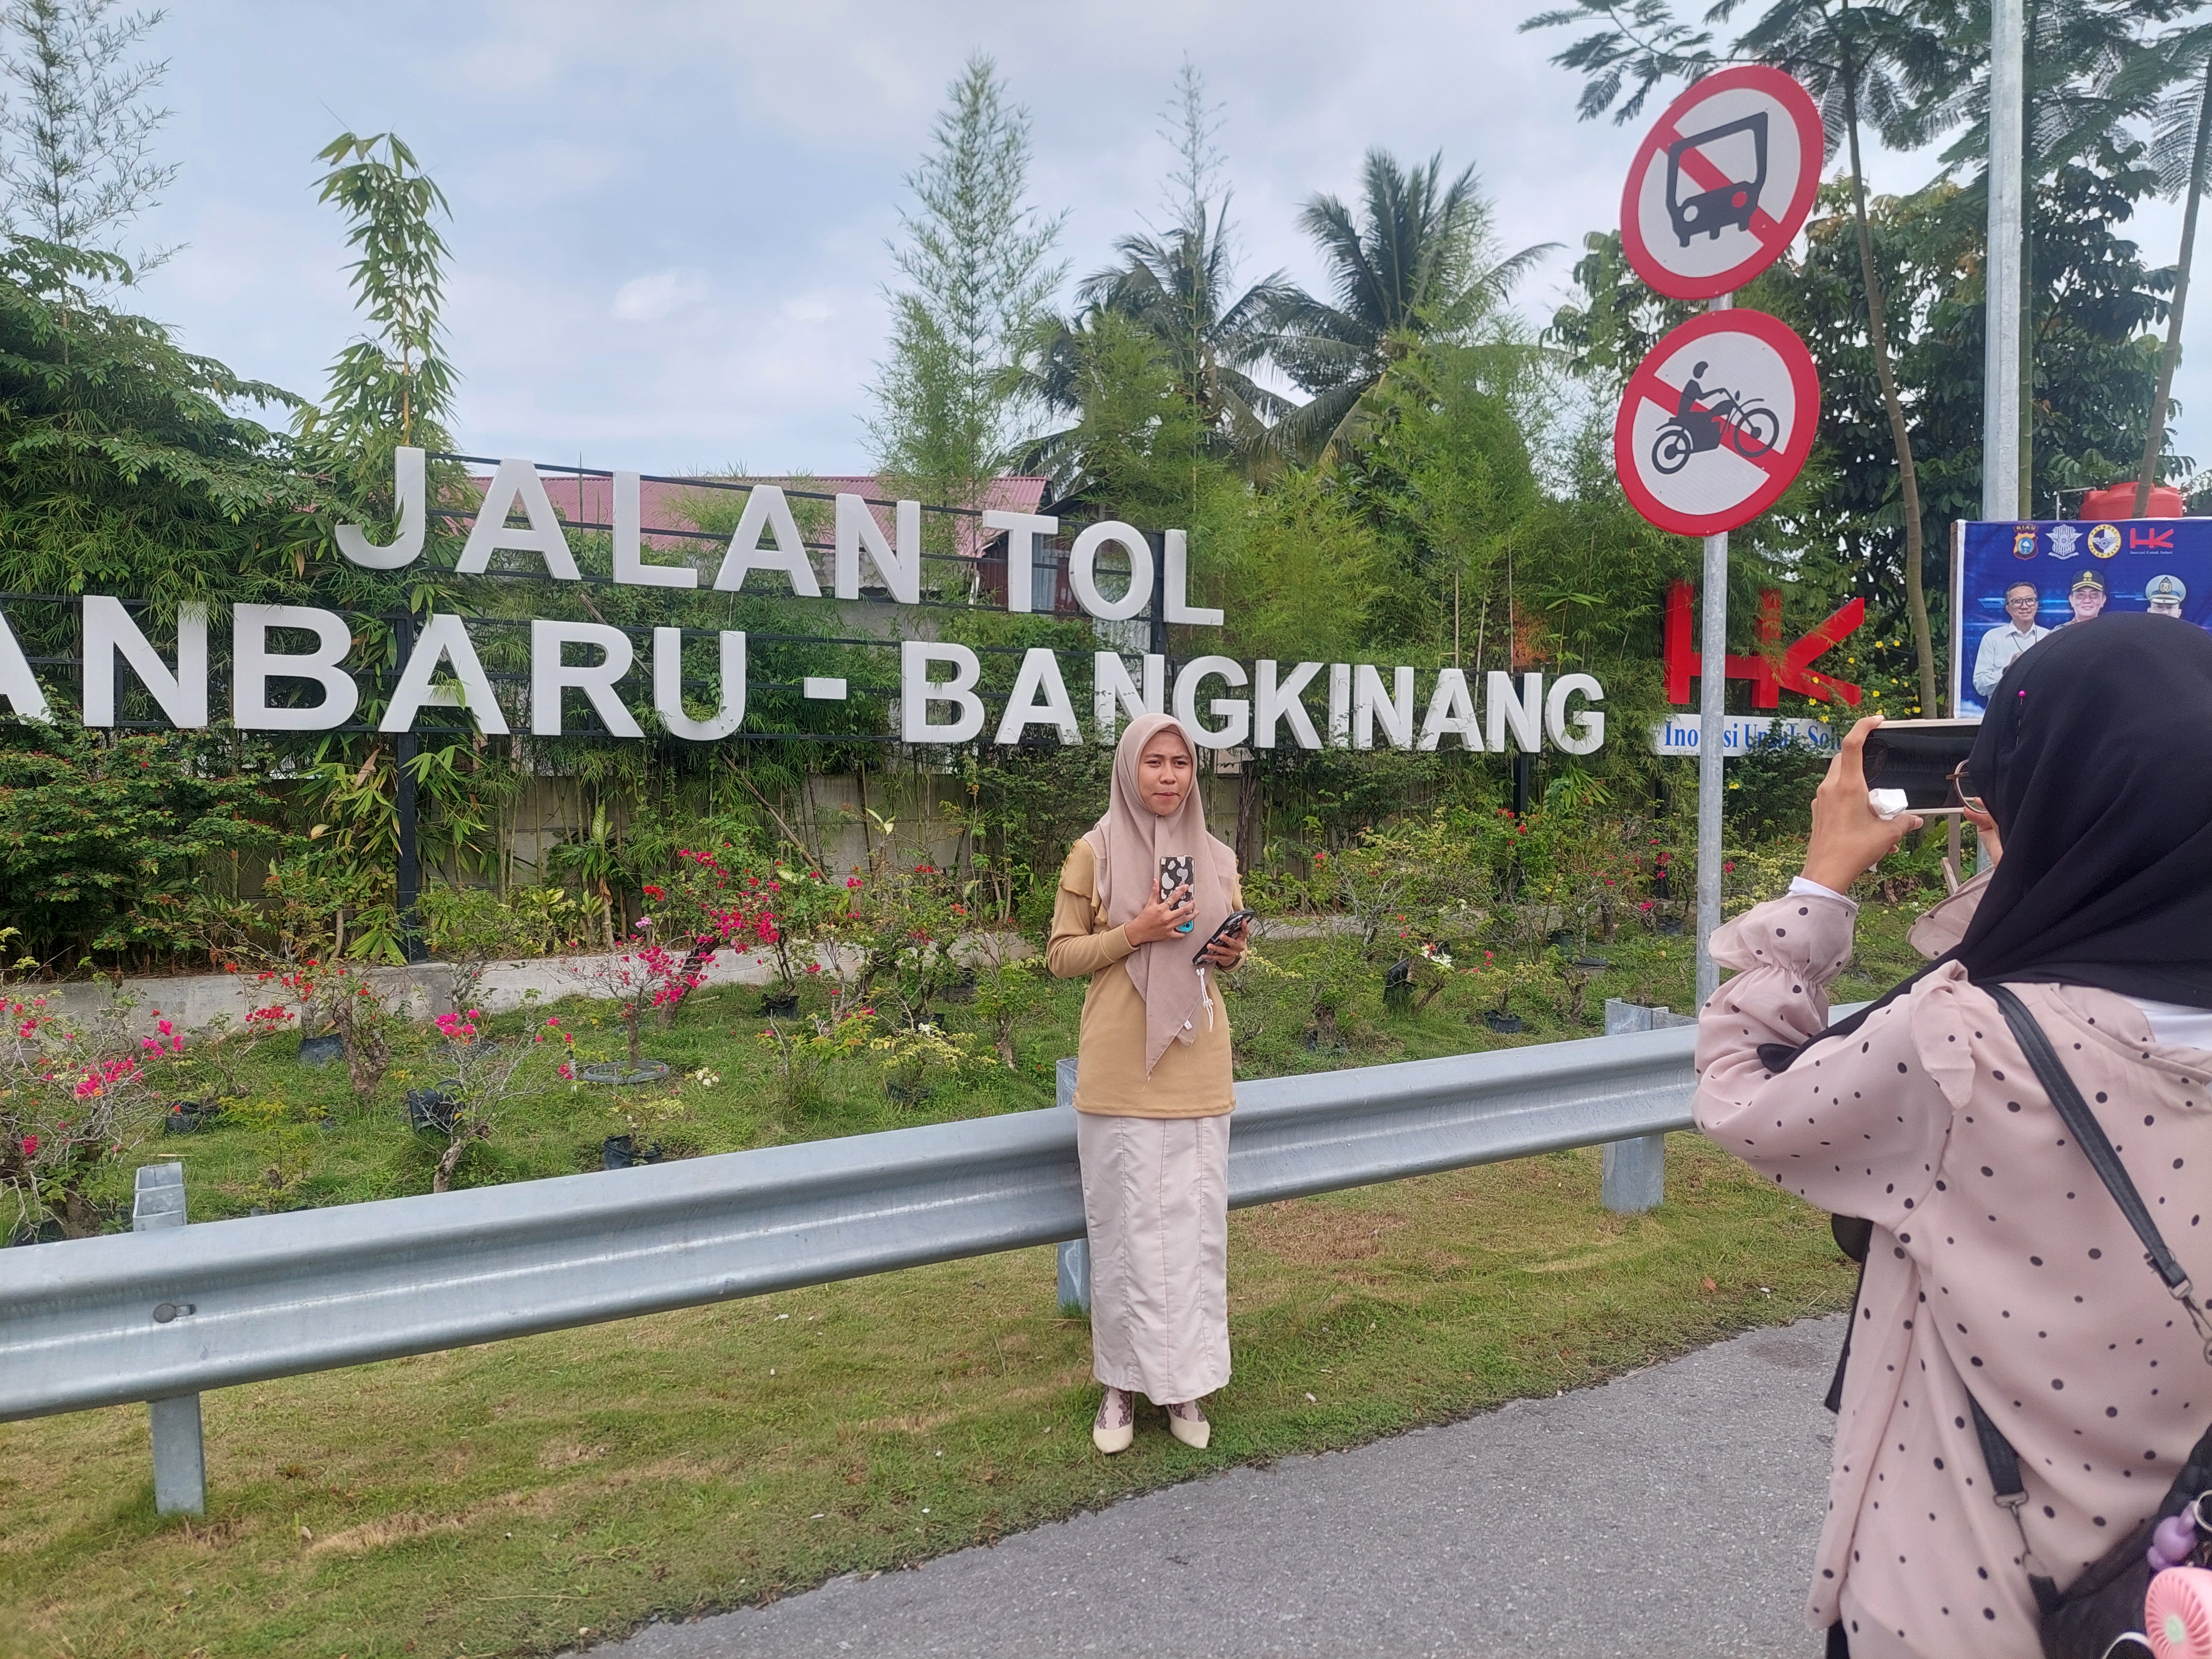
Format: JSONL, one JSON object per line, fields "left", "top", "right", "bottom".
{"left": 2148, "top": 572, "right": 2188, "bottom": 617}
{"left": 2067, "top": 566, "right": 2108, "bottom": 622}
{"left": 1972, "top": 580, "right": 2049, "bottom": 695}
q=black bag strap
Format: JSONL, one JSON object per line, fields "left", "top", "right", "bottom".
{"left": 1987, "top": 984, "right": 2212, "bottom": 1366}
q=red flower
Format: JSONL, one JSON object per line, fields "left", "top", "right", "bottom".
{"left": 19, "top": 1135, "right": 37, "bottom": 1158}
{"left": 642, "top": 885, "right": 665, "bottom": 900}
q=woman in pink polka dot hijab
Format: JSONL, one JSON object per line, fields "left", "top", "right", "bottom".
{"left": 1695, "top": 614, "right": 2212, "bottom": 1658}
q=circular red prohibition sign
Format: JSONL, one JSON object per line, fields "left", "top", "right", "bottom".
{"left": 1614, "top": 308, "right": 1820, "bottom": 538}
{"left": 1620, "top": 64, "right": 1824, "bottom": 302}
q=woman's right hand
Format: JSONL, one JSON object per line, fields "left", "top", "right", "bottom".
{"left": 1125, "top": 884, "right": 1194, "bottom": 945}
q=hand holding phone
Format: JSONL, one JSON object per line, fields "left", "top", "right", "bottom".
{"left": 1126, "top": 881, "right": 1196, "bottom": 946}
{"left": 1193, "top": 908, "right": 1258, "bottom": 965}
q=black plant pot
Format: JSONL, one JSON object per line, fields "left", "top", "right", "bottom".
{"left": 1572, "top": 957, "right": 1612, "bottom": 972}
{"left": 1548, "top": 929, "right": 1575, "bottom": 951}
{"left": 936, "top": 973, "right": 978, "bottom": 1006}
{"left": 162, "top": 1100, "right": 217, "bottom": 1134}
{"left": 405, "top": 1087, "right": 457, "bottom": 1135}
{"left": 884, "top": 1077, "right": 931, "bottom": 1107}
{"left": 1482, "top": 1010, "right": 1524, "bottom": 1035}
{"left": 760, "top": 992, "right": 800, "bottom": 1017}
{"left": 1382, "top": 957, "right": 1414, "bottom": 1013}
{"left": 1657, "top": 917, "right": 1684, "bottom": 937}
{"left": 298, "top": 1033, "right": 343, "bottom": 1067}
{"left": 601, "top": 1133, "right": 664, "bottom": 1170}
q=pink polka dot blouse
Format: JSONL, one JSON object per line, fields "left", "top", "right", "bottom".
{"left": 1695, "top": 885, "right": 2212, "bottom": 1659}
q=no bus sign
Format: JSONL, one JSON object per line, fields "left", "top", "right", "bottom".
{"left": 1620, "top": 65, "right": 1825, "bottom": 301}
{"left": 1614, "top": 308, "right": 1820, "bottom": 538}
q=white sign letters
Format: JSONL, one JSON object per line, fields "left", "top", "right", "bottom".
{"left": 0, "top": 450, "right": 1611, "bottom": 756}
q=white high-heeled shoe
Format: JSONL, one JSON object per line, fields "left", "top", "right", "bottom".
{"left": 1092, "top": 1386, "right": 1134, "bottom": 1454}
{"left": 1165, "top": 1398, "right": 1210, "bottom": 1449}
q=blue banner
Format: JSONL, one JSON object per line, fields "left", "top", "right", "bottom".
{"left": 1953, "top": 520, "right": 2212, "bottom": 718}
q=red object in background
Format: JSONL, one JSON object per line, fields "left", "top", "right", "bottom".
{"left": 2077, "top": 482, "right": 2185, "bottom": 519}
{"left": 1664, "top": 580, "right": 1864, "bottom": 708}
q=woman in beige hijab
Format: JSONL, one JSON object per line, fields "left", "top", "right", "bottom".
{"left": 1047, "top": 712, "right": 1248, "bottom": 1454}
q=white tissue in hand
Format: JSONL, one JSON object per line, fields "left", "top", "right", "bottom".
{"left": 1868, "top": 788, "right": 1910, "bottom": 820}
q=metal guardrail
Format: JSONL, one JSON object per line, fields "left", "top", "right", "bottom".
{"left": 0, "top": 1003, "right": 1705, "bottom": 1513}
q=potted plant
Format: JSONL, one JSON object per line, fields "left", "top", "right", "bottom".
{"left": 966, "top": 948, "right": 1051, "bottom": 1069}
{"left": 869, "top": 1021, "right": 983, "bottom": 1108}
{"left": 753, "top": 997, "right": 874, "bottom": 1119}
{"left": 568, "top": 925, "right": 703, "bottom": 1084}
{"left": 1467, "top": 950, "right": 1547, "bottom": 1036}
{"left": 411, "top": 1005, "right": 568, "bottom": 1193}
{"left": 1385, "top": 940, "right": 1455, "bottom": 1014}
{"left": 0, "top": 983, "right": 185, "bottom": 1239}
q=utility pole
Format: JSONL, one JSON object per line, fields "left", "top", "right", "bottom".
{"left": 1985, "top": 0, "right": 2024, "bottom": 523}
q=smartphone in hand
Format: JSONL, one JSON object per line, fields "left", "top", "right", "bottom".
{"left": 1158, "top": 856, "right": 1196, "bottom": 934}
{"left": 1192, "top": 908, "right": 1259, "bottom": 963}
{"left": 1861, "top": 719, "right": 1979, "bottom": 816}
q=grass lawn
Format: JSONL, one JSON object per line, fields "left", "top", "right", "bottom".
{"left": 0, "top": 899, "right": 1924, "bottom": 1657}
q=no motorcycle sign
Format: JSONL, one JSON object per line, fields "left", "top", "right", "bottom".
{"left": 1619, "top": 64, "right": 1825, "bottom": 302}
{"left": 1614, "top": 308, "right": 1820, "bottom": 539}
{"left": 1612, "top": 65, "right": 1823, "bottom": 541}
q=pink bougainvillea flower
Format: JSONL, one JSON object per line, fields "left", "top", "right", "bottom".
{"left": 20, "top": 1135, "right": 37, "bottom": 1157}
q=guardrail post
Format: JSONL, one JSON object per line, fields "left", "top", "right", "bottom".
{"left": 133, "top": 1163, "right": 204, "bottom": 1516}
{"left": 1600, "top": 1001, "right": 1693, "bottom": 1215}
{"left": 1053, "top": 1057, "right": 1091, "bottom": 1316}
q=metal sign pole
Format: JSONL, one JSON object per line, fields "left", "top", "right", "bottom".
{"left": 1696, "top": 527, "right": 1727, "bottom": 1006}
{"left": 1985, "top": 0, "right": 2024, "bottom": 520}
{"left": 1695, "top": 294, "right": 1732, "bottom": 1008}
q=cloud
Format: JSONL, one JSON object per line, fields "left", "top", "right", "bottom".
{"left": 119, "top": 0, "right": 2212, "bottom": 482}
{"left": 612, "top": 267, "right": 711, "bottom": 323}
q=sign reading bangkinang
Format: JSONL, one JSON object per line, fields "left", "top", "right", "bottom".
{"left": 0, "top": 448, "right": 1609, "bottom": 757}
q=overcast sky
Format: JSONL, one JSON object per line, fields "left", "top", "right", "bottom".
{"left": 129, "top": 0, "right": 2206, "bottom": 490}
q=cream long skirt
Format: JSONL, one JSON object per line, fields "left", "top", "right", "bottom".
{"left": 1075, "top": 1110, "right": 1231, "bottom": 1403}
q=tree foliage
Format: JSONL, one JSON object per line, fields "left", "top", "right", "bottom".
{"left": 0, "top": 0, "right": 173, "bottom": 272}
{"left": 0, "top": 242, "right": 313, "bottom": 615}
{"left": 1265, "top": 150, "right": 1554, "bottom": 464}
{"left": 867, "top": 54, "right": 1064, "bottom": 510}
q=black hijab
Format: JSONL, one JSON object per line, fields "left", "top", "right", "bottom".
{"left": 1955, "top": 610, "right": 2212, "bottom": 1006}
{"left": 1761, "top": 612, "right": 2212, "bottom": 1073}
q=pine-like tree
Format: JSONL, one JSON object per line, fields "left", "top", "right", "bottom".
{"left": 867, "top": 53, "right": 1065, "bottom": 515}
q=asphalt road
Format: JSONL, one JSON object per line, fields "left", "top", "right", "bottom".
{"left": 597, "top": 1315, "right": 1845, "bottom": 1659}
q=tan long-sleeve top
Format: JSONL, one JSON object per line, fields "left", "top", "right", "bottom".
{"left": 1695, "top": 884, "right": 2212, "bottom": 1656}
{"left": 1046, "top": 838, "right": 1239, "bottom": 1118}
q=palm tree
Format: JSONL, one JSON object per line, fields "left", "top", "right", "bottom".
{"left": 1078, "top": 200, "right": 1297, "bottom": 457}
{"left": 1266, "top": 149, "right": 1555, "bottom": 465}
{"left": 2135, "top": 21, "right": 2212, "bottom": 513}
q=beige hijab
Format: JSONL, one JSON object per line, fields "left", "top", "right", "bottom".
{"left": 1083, "top": 712, "right": 1238, "bottom": 1073}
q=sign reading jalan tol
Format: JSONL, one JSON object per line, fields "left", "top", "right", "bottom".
{"left": 0, "top": 448, "right": 1609, "bottom": 757}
